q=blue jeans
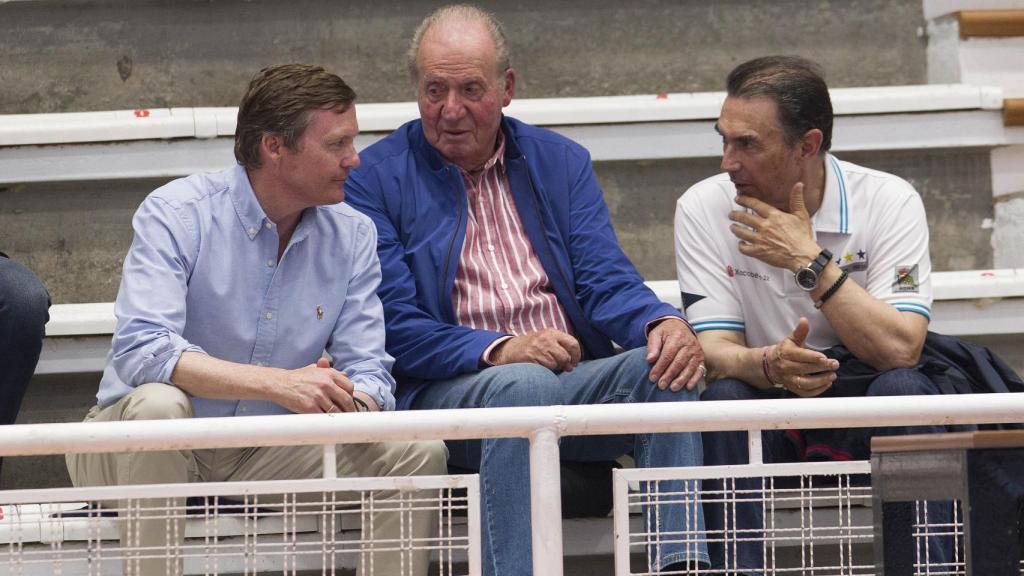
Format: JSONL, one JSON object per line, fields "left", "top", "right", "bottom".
{"left": 412, "top": 347, "right": 708, "bottom": 576}
{"left": 701, "top": 369, "right": 953, "bottom": 575}
{"left": 0, "top": 256, "right": 50, "bottom": 478}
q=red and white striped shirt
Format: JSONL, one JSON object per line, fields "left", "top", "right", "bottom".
{"left": 452, "top": 134, "right": 573, "bottom": 338}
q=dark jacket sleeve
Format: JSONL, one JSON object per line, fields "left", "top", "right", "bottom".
{"left": 344, "top": 166, "right": 506, "bottom": 381}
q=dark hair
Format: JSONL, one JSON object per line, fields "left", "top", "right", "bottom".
{"left": 726, "top": 56, "right": 833, "bottom": 153}
{"left": 234, "top": 64, "right": 357, "bottom": 170}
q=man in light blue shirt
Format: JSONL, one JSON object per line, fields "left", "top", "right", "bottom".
{"left": 66, "top": 64, "right": 446, "bottom": 576}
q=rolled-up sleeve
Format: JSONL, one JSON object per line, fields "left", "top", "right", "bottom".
{"left": 327, "top": 220, "right": 397, "bottom": 412}
{"left": 109, "top": 197, "right": 206, "bottom": 388}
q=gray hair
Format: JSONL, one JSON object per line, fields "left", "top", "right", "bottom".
{"left": 406, "top": 4, "right": 510, "bottom": 85}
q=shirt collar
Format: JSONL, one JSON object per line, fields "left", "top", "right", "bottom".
{"left": 228, "top": 163, "right": 272, "bottom": 241}
{"left": 811, "top": 153, "right": 851, "bottom": 235}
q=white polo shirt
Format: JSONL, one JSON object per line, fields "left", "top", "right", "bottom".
{"left": 674, "top": 154, "right": 932, "bottom": 351}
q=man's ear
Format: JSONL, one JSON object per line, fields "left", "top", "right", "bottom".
{"left": 260, "top": 133, "right": 286, "bottom": 164}
{"left": 800, "top": 129, "right": 824, "bottom": 159}
{"left": 501, "top": 68, "right": 516, "bottom": 107}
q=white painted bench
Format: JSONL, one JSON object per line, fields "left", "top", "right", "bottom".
{"left": 37, "top": 269, "right": 1024, "bottom": 376}
{"left": 2, "top": 84, "right": 1022, "bottom": 184}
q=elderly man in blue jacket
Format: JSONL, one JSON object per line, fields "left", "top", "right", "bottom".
{"left": 345, "top": 5, "right": 707, "bottom": 576}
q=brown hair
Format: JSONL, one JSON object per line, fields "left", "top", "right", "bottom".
{"left": 234, "top": 64, "right": 357, "bottom": 170}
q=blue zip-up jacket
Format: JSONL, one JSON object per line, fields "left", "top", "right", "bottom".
{"left": 345, "top": 116, "right": 684, "bottom": 408}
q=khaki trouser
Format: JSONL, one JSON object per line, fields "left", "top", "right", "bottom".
{"left": 66, "top": 383, "right": 447, "bottom": 576}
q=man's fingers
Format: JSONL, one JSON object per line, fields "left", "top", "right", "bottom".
{"left": 324, "top": 386, "right": 356, "bottom": 413}
{"left": 554, "top": 332, "right": 582, "bottom": 369}
{"left": 668, "top": 359, "right": 700, "bottom": 392}
{"left": 646, "top": 329, "right": 663, "bottom": 362}
{"left": 316, "top": 357, "right": 332, "bottom": 369}
{"left": 729, "top": 223, "right": 757, "bottom": 243}
{"left": 735, "top": 194, "right": 776, "bottom": 216}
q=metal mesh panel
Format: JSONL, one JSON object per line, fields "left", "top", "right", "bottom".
{"left": 1, "top": 475, "right": 478, "bottom": 575}
{"left": 612, "top": 462, "right": 1011, "bottom": 576}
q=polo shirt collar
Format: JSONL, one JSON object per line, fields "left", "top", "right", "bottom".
{"left": 811, "top": 153, "right": 851, "bottom": 235}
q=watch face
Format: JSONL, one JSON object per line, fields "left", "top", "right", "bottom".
{"left": 795, "top": 268, "right": 818, "bottom": 291}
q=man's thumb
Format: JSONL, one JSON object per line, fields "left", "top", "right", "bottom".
{"left": 790, "top": 182, "right": 808, "bottom": 216}
{"left": 789, "top": 317, "right": 810, "bottom": 348}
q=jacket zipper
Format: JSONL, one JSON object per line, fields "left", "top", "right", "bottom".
{"left": 440, "top": 167, "right": 463, "bottom": 322}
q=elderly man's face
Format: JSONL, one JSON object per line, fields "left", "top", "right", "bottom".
{"left": 416, "top": 21, "right": 514, "bottom": 172}
{"left": 716, "top": 96, "right": 804, "bottom": 210}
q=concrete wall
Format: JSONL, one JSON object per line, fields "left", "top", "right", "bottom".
{"left": 0, "top": 0, "right": 927, "bottom": 114}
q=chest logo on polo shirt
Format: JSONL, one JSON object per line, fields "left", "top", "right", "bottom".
{"left": 725, "top": 265, "right": 770, "bottom": 282}
{"left": 893, "top": 265, "right": 920, "bottom": 293}
{"left": 316, "top": 305, "right": 324, "bottom": 320}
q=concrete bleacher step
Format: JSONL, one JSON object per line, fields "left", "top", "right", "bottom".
{"left": 36, "top": 270, "right": 1024, "bottom": 376}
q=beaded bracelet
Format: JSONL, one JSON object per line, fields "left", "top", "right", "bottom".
{"left": 815, "top": 270, "right": 849, "bottom": 309}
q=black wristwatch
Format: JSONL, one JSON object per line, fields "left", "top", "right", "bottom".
{"left": 793, "top": 249, "right": 832, "bottom": 291}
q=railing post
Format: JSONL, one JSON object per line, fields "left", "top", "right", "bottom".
{"left": 748, "top": 429, "right": 763, "bottom": 464}
{"left": 322, "top": 444, "right": 337, "bottom": 479}
{"left": 529, "top": 426, "right": 563, "bottom": 576}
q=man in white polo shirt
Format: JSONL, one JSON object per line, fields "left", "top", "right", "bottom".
{"left": 674, "top": 55, "right": 948, "bottom": 574}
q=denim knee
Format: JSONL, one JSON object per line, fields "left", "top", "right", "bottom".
{"left": 618, "top": 347, "right": 701, "bottom": 403}
{"left": 479, "top": 363, "right": 564, "bottom": 408}
{"left": 701, "top": 378, "right": 760, "bottom": 402}
{"left": 867, "top": 368, "right": 938, "bottom": 397}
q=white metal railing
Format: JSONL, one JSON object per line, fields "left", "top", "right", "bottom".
{"left": 2, "top": 394, "right": 1024, "bottom": 575}
{"left": 2, "top": 84, "right": 1022, "bottom": 183}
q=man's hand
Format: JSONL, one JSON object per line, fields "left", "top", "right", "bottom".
{"left": 766, "top": 318, "right": 838, "bottom": 397}
{"left": 646, "top": 318, "right": 705, "bottom": 391}
{"left": 491, "top": 328, "right": 581, "bottom": 372}
{"left": 730, "top": 182, "right": 821, "bottom": 271}
{"left": 275, "top": 357, "right": 357, "bottom": 414}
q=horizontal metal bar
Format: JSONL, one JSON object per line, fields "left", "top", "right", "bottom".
{"left": 614, "top": 461, "right": 872, "bottom": 482}
{"left": 0, "top": 394, "right": 1021, "bottom": 458}
{"left": 0, "top": 474, "right": 476, "bottom": 506}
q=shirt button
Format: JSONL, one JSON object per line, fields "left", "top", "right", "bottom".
{"left": 240, "top": 406, "right": 248, "bottom": 413}
{"left": 254, "top": 361, "right": 264, "bottom": 367}
{"left": 247, "top": 227, "right": 257, "bottom": 236}
{"left": 500, "top": 282, "right": 509, "bottom": 290}
{"left": 487, "top": 244, "right": 495, "bottom": 252}
{"left": 267, "top": 259, "right": 275, "bottom": 267}
{"left": 265, "top": 312, "right": 273, "bottom": 320}
{"left": 265, "top": 222, "right": 273, "bottom": 229}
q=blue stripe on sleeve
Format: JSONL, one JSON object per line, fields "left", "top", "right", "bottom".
{"left": 691, "top": 320, "right": 746, "bottom": 333}
{"left": 891, "top": 301, "right": 931, "bottom": 320}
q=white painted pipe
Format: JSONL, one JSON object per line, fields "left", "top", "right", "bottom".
{"left": 529, "top": 426, "right": 564, "bottom": 576}
{"left": 1, "top": 394, "right": 1022, "bottom": 457}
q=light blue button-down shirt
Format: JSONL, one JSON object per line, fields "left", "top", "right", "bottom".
{"left": 97, "top": 163, "right": 396, "bottom": 415}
